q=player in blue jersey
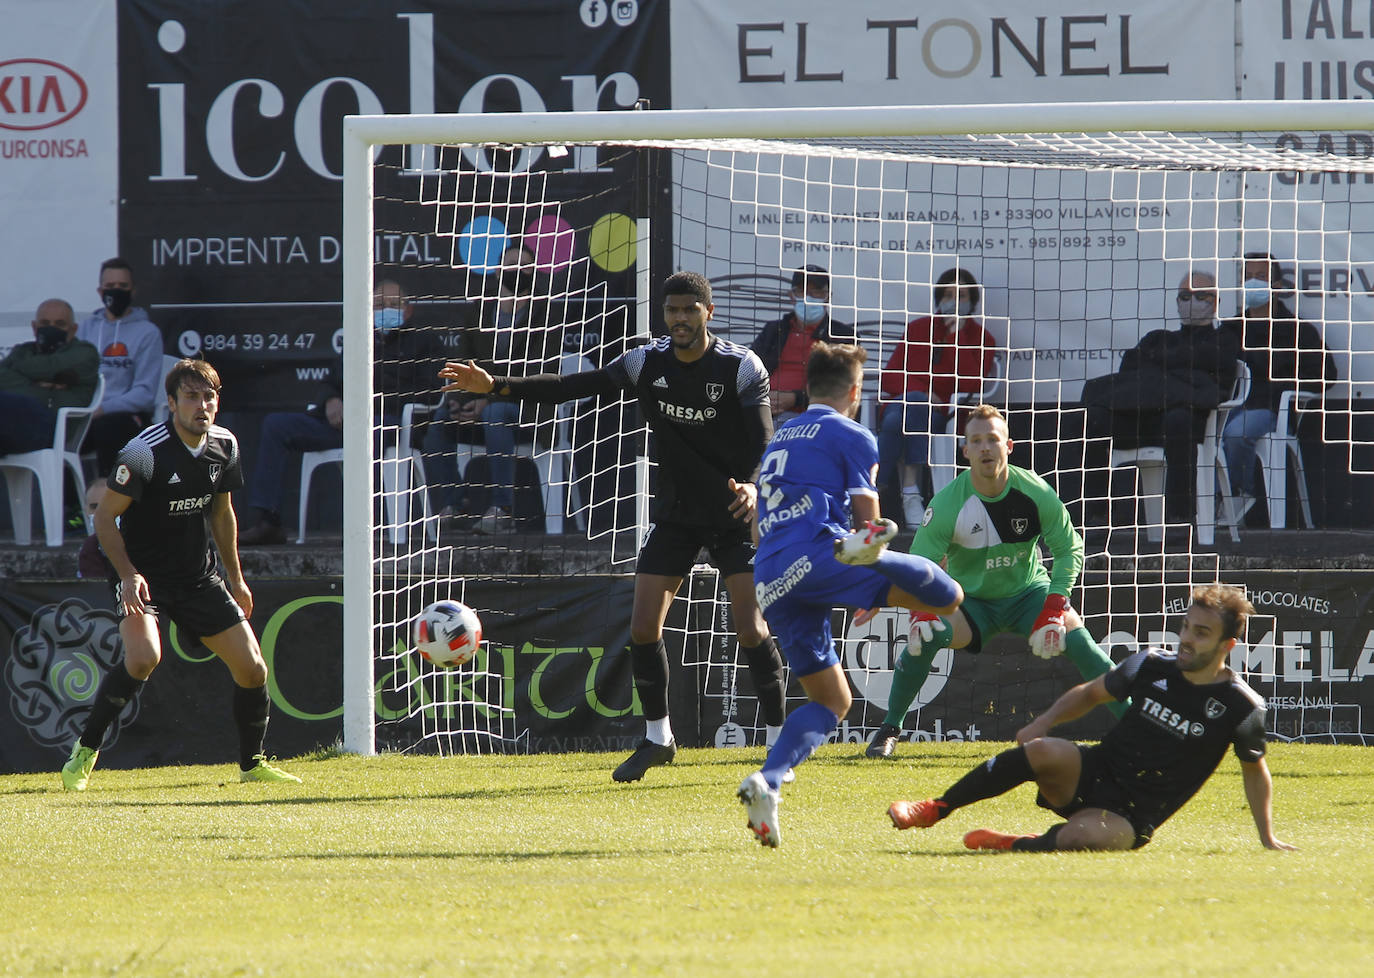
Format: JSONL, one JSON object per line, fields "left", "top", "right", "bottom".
{"left": 888, "top": 583, "right": 1294, "bottom": 851}
{"left": 441, "top": 271, "right": 788, "bottom": 783}
{"left": 736, "top": 341, "right": 963, "bottom": 847}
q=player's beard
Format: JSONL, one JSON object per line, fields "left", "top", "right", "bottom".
{"left": 669, "top": 320, "right": 704, "bottom": 350}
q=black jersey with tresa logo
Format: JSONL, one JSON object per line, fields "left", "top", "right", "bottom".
{"left": 106, "top": 421, "right": 244, "bottom": 583}
{"left": 1101, "top": 649, "right": 1267, "bottom": 825}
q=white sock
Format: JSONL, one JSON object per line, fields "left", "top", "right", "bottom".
{"left": 646, "top": 717, "right": 673, "bottom": 745}
{"left": 765, "top": 724, "right": 783, "bottom": 748}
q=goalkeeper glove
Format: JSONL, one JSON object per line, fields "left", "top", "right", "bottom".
{"left": 909, "top": 610, "right": 947, "bottom": 645}
{"left": 1029, "top": 593, "right": 1069, "bottom": 660}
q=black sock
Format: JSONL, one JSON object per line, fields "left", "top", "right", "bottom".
{"left": 740, "top": 637, "right": 786, "bottom": 727}
{"left": 1011, "top": 824, "right": 1065, "bottom": 852}
{"left": 233, "top": 684, "right": 271, "bottom": 770}
{"left": 79, "top": 666, "right": 144, "bottom": 750}
{"left": 629, "top": 640, "right": 670, "bottom": 722}
{"left": 939, "top": 745, "right": 1036, "bottom": 813}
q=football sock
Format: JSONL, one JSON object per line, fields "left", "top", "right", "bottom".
{"left": 740, "top": 637, "right": 786, "bottom": 727}
{"left": 938, "top": 745, "right": 1036, "bottom": 813}
{"left": 1011, "top": 824, "right": 1065, "bottom": 852}
{"left": 760, "top": 701, "right": 838, "bottom": 791}
{"left": 645, "top": 716, "right": 673, "bottom": 745}
{"left": 79, "top": 665, "right": 144, "bottom": 750}
{"left": 883, "top": 619, "right": 955, "bottom": 727}
{"left": 233, "top": 683, "right": 271, "bottom": 771}
{"left": 765, "top": 724, "right": 783, "bottom": 748}
{"left": 1064, "top": 628, "right": 1128, "bottom": 718}
{"left": 629, "top": 639, "right": 670, "bottom": 722}
{"left": 872, "top": 551, "right": 961, "bottom": 608}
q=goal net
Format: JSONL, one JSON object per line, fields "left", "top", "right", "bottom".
{"left": 341, "top": 102, "right": 1374, "bottom": 756}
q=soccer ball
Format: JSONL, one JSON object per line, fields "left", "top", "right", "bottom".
{"left": 413, "top": 599, "right": 483, "bottom": 668}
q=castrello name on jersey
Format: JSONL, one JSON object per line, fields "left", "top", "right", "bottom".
{"left": 658, "top": 400, "right": 717, "bottom": 424}
{"left": 1140, "top": 695, "right": 1206, "bottom": 739}
{"left": 168, "top": 494, "right": 214, "bottom": 515}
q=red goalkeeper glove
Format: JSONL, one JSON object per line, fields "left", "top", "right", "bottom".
{"left": 1029, "top": 593, "right": 1069, "bottom": 660}
{"left": 908, "top": 610, "right": 947, "bottom": 645}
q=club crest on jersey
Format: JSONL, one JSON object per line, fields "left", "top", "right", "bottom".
{"left": 705, "top": 382, "right": 724, "bottom": 402}
{"left": 113, "top": 464, "right": 131, "bottom": 486}
{"left": 1205, "top": 697, "right": 1226, "bottom": 719}
{"left": 1012, "top": 518, "right": 1029, "bottom": 535}
{"left": 208, "top": 463, "right": 221, "bottom": 484}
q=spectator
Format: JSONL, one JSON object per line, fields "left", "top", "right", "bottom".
{"left": 1081, "top": 269, "right": 1241, "bottom": 525}
{"left": 75, "top": 258, "right": 164, "bottom": 475}
{"left": 749, "top": 264, "right": 856, "bottom": 425}
{"left": 0, "top": 298, "right": 99, "bottom": 456}
{"left": 238, "top": 279, "right": 444, "bottom": 545}
{"left": 1221, "top": 253, "right": 1335, "bottom": 520}
{"left": 877, "top": 267, "right": 994, "bottom": 528}
{"left": 422, "top": 243, "right": 564, "bottom": 534}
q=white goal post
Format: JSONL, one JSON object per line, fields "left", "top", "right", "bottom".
{"left": 341, "top": 100, "right": 1374, "bottom": 755}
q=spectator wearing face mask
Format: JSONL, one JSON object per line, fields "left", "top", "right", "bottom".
{"left": 0, "top": 298, "right": 99, "bottom": 457}
{"left": 750, "top": 265, "right": 857, "bottom": 426}
{"left": 877, "top": 267, "right": 994, "bottom": 529}
{"left": 1081, "top": 269, "right": 1241, "bottom": 526}
{"left": 422, "top": 243, "right": 565, "bottom": 534}
{"left": 75, "top": 258, "right": 165, "bottom": 476}
{"left": 238, "top": 278, "right": 444, "bottom": 545}
{"left": 1220, "top": 252, "right": 1335, "bottom": 521}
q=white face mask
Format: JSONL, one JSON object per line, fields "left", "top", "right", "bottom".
{"left": 1242, "top": 278, "right": 1271, "bottom": 309}
{"left": 793, "top": 298, "right": 826, "bottom": 324}
{"left": 937, "top": 296, "right": 974, "bottom": 318}
{"left": 1176, "top": 291, "right": 1216, "bottom": 326}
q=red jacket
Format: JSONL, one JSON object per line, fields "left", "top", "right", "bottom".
{"left": 880, "top": 315, "right": 994, "bottom": 406}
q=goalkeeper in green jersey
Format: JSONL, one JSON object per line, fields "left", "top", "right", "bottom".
{"left": 866, "top": 403, "right": 1123, "bottom": 759}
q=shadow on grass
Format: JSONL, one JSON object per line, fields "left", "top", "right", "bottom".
{"left": 88, "top": 781, "right": 599, "bottom": 808}
{"left": 226, "top": 847, "right": 683, "bottom": 862}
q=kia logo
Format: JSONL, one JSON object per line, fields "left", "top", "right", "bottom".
{"left": 0, "top": 59, "right": 87, "bottom": 131}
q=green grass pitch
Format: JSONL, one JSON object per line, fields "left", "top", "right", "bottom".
{"left": 3, "top": 742, "right": 1371, "bottom": 977}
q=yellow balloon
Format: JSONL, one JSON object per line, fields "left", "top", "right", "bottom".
{"left": 588, "top": 212, "right": 637, "bottom": 273}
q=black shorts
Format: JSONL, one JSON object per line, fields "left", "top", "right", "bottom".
{"left": 110, "top": 572, "right": 246, "bottom": 646}
{"left": 1034, "top": 743, "right": 1162, "bottom": 849}
{"left": 636, "top": 519, "right": 756, "bottom": 579}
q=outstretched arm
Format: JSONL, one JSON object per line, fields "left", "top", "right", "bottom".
{"left": 1240, "top": 757, "right": 1297, "bottom": 851}
{"left": 1016, "top": 674, "right": 1114, "bottom": 743}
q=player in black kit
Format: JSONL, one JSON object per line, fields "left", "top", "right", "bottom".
{"left": 440, "top": 271, "right": 787, "bottom": 782}
{"left": 887, "top": 584, "right": 1294, "bottom": 851}
{"left": 61, "top": 358, "right": 300, "bottom": 790}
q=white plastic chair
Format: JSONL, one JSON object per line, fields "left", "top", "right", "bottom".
{"left": 448, "top": 353, "right": 593, "bottom": 534}
{"left": 926, "top": 353, "right": 1006, "bottom": 492}
{"left": 295, "top": 447, "right": 345, "bottom": 545}
{"left": 1, "top": 375, "right": 104, "bottom": 546}
{"left": 1254, "top": 389, "right": 1317, "bottom": 529}
{"left": 152, "top": 354, "right": 180, "bottom": 424}
{"left": 1109, "top": 360, "right": 1249, "bottom": 544}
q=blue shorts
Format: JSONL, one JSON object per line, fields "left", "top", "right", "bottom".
{"left": 754, "top": 540, "right": 890, "bottom": 678}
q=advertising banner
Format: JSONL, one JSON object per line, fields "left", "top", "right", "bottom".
{"left": 0, "top": 0, "right": 118, "bottom": 349}
{"left": 670, "top": 0, "right": 1234, "bottom": 109}
{"left": 117, "top": 0, "right": 669, "bottom": 410}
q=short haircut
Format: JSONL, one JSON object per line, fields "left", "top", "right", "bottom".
{"left": 935, "top": 266, "right": 981, "bottom": 313}
{"left": 806, "top": 340, "right": 866, "bottom": 399}
{"left": 1182, "top": 269, "right": 1217, "bottom": 289}
{"left": 36, "top": 298, "right": 75, "bottom": 322}
{"left": 165, "top": 358, "right": 222, "bottom": 399}
{"left": 791, "top": 264, "right": 829, "bottom": 292}
{"left": 1243, "top": 251, "right": 1288, "bottom": 288}
{"left": 663, "top": 270, "right": 712, "bottom": 306}
{"left": 963, "top": 402, "right": 1007, "bottom": 433}
{"left": 1190, "top": 583, "right": 1254, "bottom": 642}
{"left": 99, "top": 257, "right": 134, "bottom": 281}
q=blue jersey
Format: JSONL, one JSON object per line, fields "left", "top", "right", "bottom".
{"left": 755, "top": 404, "right": 879, "bottom": 562}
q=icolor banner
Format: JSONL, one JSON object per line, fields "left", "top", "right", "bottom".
{"left": 0, "top": 0, "right": 118, "bottom": 344}
{"left": 117, "top": 0, "right": 669, "bottom": 410}
{"left": 669, "top": 0, "right": 1234, "bottom": 109}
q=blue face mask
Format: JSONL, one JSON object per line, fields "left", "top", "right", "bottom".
{"left": 1242, "top": 278, "right": 1270, "bottom": 310}
{"left": 374, "top": 307, "right": 404, "bottom": 332}
{"left": 793, "top": 298, "right": 826, "bottom": 325}
{"left": 937, "top": 297, "right": 974, "bottom": 318}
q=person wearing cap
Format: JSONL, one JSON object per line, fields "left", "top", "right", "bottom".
{"left": 1220, "top": 252, "right": 1334, "bottom": 521}
{"left": 750, "top": 265, "right": 856, "bottom": 425}
{"left": 877, "top": 267, "right": 995, "bottom": 529}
